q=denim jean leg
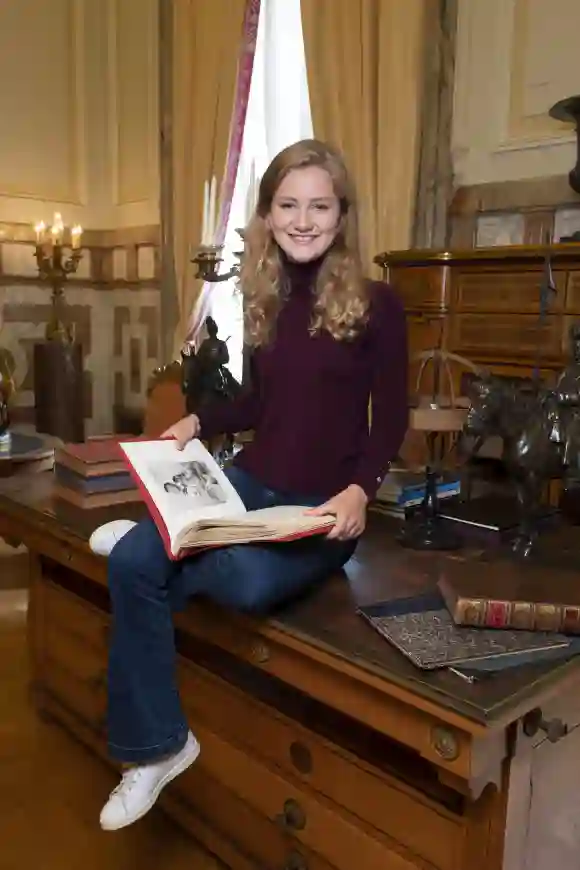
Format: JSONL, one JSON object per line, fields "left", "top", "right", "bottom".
{"left": 175, "top": 533, "right": 357, "bottom": 615}
{"left": 170, "top": 465, "right": 358, "bottom": 614}
{"left": 107, "top": 516, "right": 190, "bottom": 763}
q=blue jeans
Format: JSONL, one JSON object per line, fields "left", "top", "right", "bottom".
{"left": 106, "top": 466, "right": 357, "bottom": 763}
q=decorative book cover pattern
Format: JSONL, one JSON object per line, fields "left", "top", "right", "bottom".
{"left": 357, "top": 593, "right": 570, "bottom": 670}
{"left": 450, "top": 595, "right": 580, "bottom": 634}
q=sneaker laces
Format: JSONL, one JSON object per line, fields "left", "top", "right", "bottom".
{"left": 109, "top": 767, "right": 146, "bottom": 802}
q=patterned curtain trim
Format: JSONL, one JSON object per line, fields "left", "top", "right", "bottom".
{"left": 185, "top": 0, "right": 261, "bottom": 346}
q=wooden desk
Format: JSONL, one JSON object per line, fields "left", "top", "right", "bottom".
{"left": 1, "top": 473, "right": 579, "bottom": 870}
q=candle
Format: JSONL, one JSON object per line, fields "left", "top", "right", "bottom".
{"left": 208, "top": 175, "right": 217, "bottom": 245}
{"left": 34, "top": 221, "right": 46, "bottom": 244}
{"left": 70, "top": 224, "right": 83, "bottom": 249}
{"left": 51, "top": 212, "right": 64, "bottom": 246}
{"left": 201, "top": 176, "right": 218, "bottom": 246}
{"left": 245, "top": 162, "right": 256, "bottom": 225}
{"left": 202, "top": 179, "right": 209, "bottom": 245}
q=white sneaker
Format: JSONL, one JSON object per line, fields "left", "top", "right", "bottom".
{"left": 100, "top": 731, "right": 200, "bottom": 830}
{"left": 89, "top": 519, "right": 137, "bottom": 557}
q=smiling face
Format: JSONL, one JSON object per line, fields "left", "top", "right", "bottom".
{"left": 266, "top": 166, "right": 341, "bottom": 263}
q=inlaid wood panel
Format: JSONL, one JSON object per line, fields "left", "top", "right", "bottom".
{"left": 389, "top": 266, "right": 451, "bottom": 311}
{"left": 454, "top": 271, "right": 566, "bottom": 313}
{"left": 450, "top": 314, "right": 563, "bottom": 362}
{"left": 406, "top": 313, "right": 447, "bottom": 396}
{"left": 564, "top": 272, "right": 580, "bottom": 313}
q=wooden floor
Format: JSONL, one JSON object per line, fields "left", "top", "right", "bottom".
{"left": 0, "top": 546, "right": 223, "bottom": 870}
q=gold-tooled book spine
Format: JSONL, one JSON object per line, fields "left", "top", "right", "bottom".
{"left": 454, "top": 597, "right": 580, "bottom": 634}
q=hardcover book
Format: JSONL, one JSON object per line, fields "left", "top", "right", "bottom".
{"left": 119, "top": 438, "right": 335, "bottom": 560}
{"left": 55, "top": 436, "right": 130, "bottom": 477}
{"left": 437, "top": 560, "right": 580, "bottom": 634}
{"left": 357, "top": 592, "right": 571, "bottom": 670}
{"left": 437, "top": 494, "right": 558, "bottom": 546}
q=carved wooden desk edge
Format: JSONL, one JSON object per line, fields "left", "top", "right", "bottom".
{"left": 375, "top": 242, "right": 580, "bottom": 268}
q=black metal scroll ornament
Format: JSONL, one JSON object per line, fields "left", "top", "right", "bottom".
{"left": 549, "top": 96, "right": 580, "bottom": 196}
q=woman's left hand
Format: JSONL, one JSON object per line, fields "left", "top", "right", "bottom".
{"left": 306, "top": 484, "right": 368, "bottom": 541}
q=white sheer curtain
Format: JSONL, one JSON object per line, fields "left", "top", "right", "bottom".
{"left": 210, "top": 0, "right": 313, "bottom": 382}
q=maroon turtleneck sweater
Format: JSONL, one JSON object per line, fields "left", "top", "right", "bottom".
{"left": 197, "top": 257, "right": 408, "bottom": 501}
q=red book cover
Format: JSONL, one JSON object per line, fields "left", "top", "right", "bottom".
{"left": 118, "top": 438, "right": 334, "bottom": 561}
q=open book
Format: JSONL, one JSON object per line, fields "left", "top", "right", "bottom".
{"left": 119, "top": 438, "right": 335, "bottom": 559}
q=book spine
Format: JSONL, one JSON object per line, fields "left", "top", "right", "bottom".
{"left": 453, "top": 597, "right": 580, "bottom": 634}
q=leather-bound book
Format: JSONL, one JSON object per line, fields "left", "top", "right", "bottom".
{"left": 53, "top": 436, "right": 141, "bottom": 509}
{"left": 437, "top": 560, "right": 580, "bottom": 634}
{"left": 55, "top": 437, "right": 127, "bottom": 477}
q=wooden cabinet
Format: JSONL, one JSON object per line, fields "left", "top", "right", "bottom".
{"left": 377, "top": 245, "right": 580, "bottom": 393}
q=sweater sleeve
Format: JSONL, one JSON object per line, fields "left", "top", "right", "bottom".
{"left": 196, "top": 353, "right": 262, "bottom": 440}
{"left": 351, "top": 283, "right": 409, "bottom": 500}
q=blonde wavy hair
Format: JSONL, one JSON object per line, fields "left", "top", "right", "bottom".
{"left": 240, "top": 139, "right": 369, "bottom": 347}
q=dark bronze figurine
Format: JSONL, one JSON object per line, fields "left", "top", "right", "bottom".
{"left": 462, "top": 355, "right": 580, "bottom": 557}
{"left": 180, "top": 316, "right": 242, "bottom": 464}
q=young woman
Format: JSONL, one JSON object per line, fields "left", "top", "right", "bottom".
{"left": 97, "top": 138, "right": 408, "bottom": 830}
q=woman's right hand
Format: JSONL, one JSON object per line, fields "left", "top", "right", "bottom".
{"left": 161, "top": 414, "right": 200, "bottom": 450}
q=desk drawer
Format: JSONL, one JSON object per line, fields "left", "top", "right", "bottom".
{"left": 184, "top": 714, "right": 426, "bottom": 870}
{"left": 41, "top": 580, "right": 108, "bottom": 729}
{"left": 43, "top": 578, "right": 109, "bottom": 654}
{"left": 389, "top": 266, "right": 449, "bottom": 310}
{"left": 43, "top": 655, "right": 106, "bottom": 731}
{"left": 179, "top": 660, "right": 461, "bottom": 870}
{"left": 174, "top": 763, "right": 337, "bottom": 870}
{"left": 450, "top": 313, "right": 562, "bottom": 361}
{"left": 454, "top": 271, "right": 566, "bottom": 313}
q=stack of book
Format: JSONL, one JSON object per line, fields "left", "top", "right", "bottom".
{"left": 54, "top": 437, "right": 141, "bottom": 509}
{"left": 358, "top": 551, "right": 580, "bottom": 678}
{"left": 373, "top": 468, "right": 460, "bottom": 518}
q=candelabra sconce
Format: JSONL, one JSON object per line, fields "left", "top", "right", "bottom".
{"left": 191, "top": 229, "right": 245, "bottom": 284}
{"left": 33, "top": 213, "right": 83, "bottom": 343}
{"left": 31, "top": 213, "right": 85, "bottom": 442}
{"left": 191, "top": 244, "right": 240, "bottom": 283}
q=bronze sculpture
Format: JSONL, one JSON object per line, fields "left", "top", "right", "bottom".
{"left": 462, "top": 375, "right": 567, "bottom": 556}
{"left": 180, "top": 316, "right": 242, "bottom": 464}
{"left": 462, "top": 323, "right": 580, "bottom": 558}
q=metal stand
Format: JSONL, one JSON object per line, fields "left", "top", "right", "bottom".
{"left": 33, "top": 341, "right": 85, "bottom": 442}
{"left": 398, "top": 466, "right": 462, "bottom": 550}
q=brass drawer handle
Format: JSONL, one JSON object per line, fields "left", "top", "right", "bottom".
{"left": 523, "top": 707, "right": 569, "bottom": 743}
{"left": 283, "top": 851, "right": 308, "bottom": 870}
{"left": 249, "top": 641, "right": 270, "bottom": 664}
{"left": 275, "top": 798, "right": 306, "bottom": 832}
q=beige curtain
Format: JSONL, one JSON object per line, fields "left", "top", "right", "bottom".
{"left": 172, "top": 0, "right": 248, "bottom": 357}
{"left": 301, "top": 0, "right": 427, "bottom": 271}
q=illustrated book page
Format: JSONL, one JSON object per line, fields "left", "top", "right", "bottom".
{"left": 119, "top": 438, "right": 335, "bottom": 559}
